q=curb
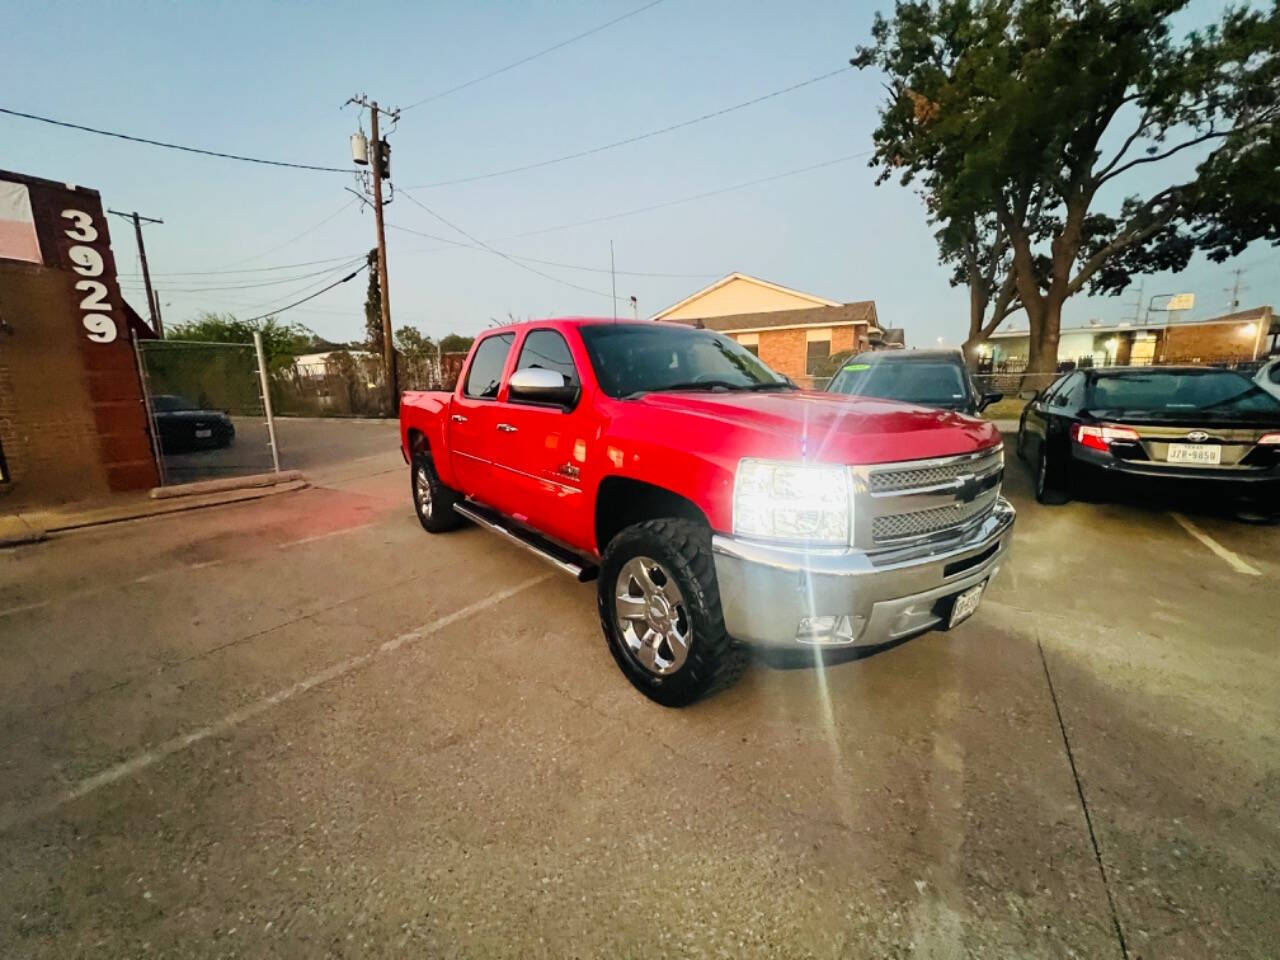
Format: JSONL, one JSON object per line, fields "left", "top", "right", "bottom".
{"left": 2, "top": 477, "right": 309, "bottom": 546}
{"left": 0, "top": 516, "right": 48, "bottom": 548}
{"left": 150, "top": 470, "right": 304, "bottom": 500}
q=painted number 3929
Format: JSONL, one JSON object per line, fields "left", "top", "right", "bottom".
{"left": 61, "top": 209, "right": 117, "bottom": 343}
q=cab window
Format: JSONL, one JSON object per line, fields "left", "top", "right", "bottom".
{"left": 514, "top": 329, "right": 580, "bottom": 393}
{"left": 462, "top": 333, "right": 514, "bottom": 399}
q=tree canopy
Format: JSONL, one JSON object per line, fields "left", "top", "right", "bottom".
{"left": 854, "top": 0, "right": 1279, "bottom": 373}
{"left": 166, "top": 312, "right": 317, "bottom": 367}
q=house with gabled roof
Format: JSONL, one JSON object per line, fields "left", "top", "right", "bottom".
{"left": 650, "top": 273, "right": 883, "bottom": 384}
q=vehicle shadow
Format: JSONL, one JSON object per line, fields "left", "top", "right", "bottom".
{"left": 750, "top": 634, "right": 918, "bottom": 672}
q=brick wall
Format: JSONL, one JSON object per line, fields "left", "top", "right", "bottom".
{"left": 757, "top": 328, "right": 808, "bottom": 379}
{"left": 1160, "top": 320, "right": 1267, "bottom": 363}
{"left": 0, "top": 170, "right": 157, "bottom": 507}
{"left": 749, "top": 323, "right": 867, "bottom": 380}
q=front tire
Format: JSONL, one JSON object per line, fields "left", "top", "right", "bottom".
{"left": 597, "top": 519, "right": 745, "bottom": 707}
{"left": 411, "top": 453, "right": 462, "bottom": 532}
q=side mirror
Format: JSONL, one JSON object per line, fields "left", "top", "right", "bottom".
{"left": 508, "top": 367, "right": 578, "bottom": 407}
{"left": 977, "top": 392, "right": 1003, "bottom": 412}
{"left": 1017, "top": 389, "right": 1039, "bottom": 401}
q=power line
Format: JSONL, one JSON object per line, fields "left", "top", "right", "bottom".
{"left": 385, "top": 221, "right": 716, "bottom": 278}
{"left": 398, "top": 190, "right": 613, "bottom": 299}
{"left": 491, "top": 151, "right": 871, "bottom": 243}
{"left": 0, "top": 106, "right": 350, "bottom": 173}
{"left": 118, "top": 253, "right": 363, "bottom": 279}
{"left": 401, "top": 0, "right": 666, "bottom": 111}
{"left": 242, "top": 262, "right": 370, "bottom": 323}
{"left": 217, "top": 199, "right": 358, "bottom": 268}
{"left": 403, "top": 66, "right": 855, "bottom": 189}
{"left": 120, "top": 256, "right": 366, "bottom": 293}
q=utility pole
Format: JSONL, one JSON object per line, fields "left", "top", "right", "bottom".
{"left": 1226, "top": 268, "right": 1246, "bottom": 313}
{"left": 610, "top": 240, "right": 617, "bottom": 319}
{"left": 347, "top": 95, "right": 399, "bottom": 412}
{"left": 1127, "top": 279, "right": 1144, "bottom": 324}
{"left": 108, "top": 209, "right": 164, "bottom": 337}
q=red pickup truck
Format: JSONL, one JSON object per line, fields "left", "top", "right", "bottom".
{"left": 400, "top": 319, "right": 1013, "bottom": 706}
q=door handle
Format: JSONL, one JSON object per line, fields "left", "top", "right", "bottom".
{"left": 496, "top": 423, "right": 518, "bottom": 433}
{"left": 450, "top": 414, "right": 468, "bottom": 423}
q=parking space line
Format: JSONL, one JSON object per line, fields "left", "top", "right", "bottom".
{"left": 277, "top": 525, "right": 371, "bottom": 549}
{"left": 0, "top": 573, "right": 551, "bottom": 834}
{"left": 1171, "top": 513, "right": 1261, "bottom": 576}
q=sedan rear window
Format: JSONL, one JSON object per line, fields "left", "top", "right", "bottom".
{"left": 1089, "top": 370, "right": 1280, "bottom": 413}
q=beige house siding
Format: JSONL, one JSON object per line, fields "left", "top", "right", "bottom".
{"left": 655, "top": 274, "right": 837, "bottom": 322}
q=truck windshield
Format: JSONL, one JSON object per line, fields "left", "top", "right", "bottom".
{"left": 1088, "top": 370, "right": 1280, "bottom": 414}
{"left": 828, "top": 360, "right": 971, "bottom": 408}
{"left": 578, "top": 323, "right": 792, "bottom": 398}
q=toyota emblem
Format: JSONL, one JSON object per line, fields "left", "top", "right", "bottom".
{"left": 1186, "top": 430, "right": 1211, "bottom": 443}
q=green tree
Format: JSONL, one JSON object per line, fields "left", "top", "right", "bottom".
{"left": 364, "top": 248, "right": 383, "bottom": 353}
{"left": 438, "top": 333, "right": 475, "bottom": 354}
{"left": 167, "top": 312, "right": 314, "bottom": 368}
{"left": 394, "top": 325, "right": 435, "bottom": 362}
{"left": 854, "top": 0, "right": 1280, "bottom": 375}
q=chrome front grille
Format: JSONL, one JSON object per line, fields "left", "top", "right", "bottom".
{"left": 852, "top": 446, "right": 1004, "bottom": 548}
{"left": 871, "top": 488, "right": 1000, "bottom": 542}
{"left": 869, "top": 458, "right": 990, "bottom": 493}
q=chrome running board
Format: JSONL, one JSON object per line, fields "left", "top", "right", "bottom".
{"left": 453, "top": 501, "right": 598, "bottom": 582}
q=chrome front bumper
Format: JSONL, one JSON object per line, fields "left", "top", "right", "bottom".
{"left": 711, "top": 498, "right": 1015, "bottom": 647}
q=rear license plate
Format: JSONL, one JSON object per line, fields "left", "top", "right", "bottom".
{"left": 947, "top": 581, "right": 986, "bottom": 629}
{"left": 195, "top": 428, "right": 212, "bottom": 439}
{"left": 1167, "top": 443, "right": 1220, "bottom": 465}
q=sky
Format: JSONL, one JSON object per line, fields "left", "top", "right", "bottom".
{"left": 2, "top": 0, "right": 1275, "bottom": 348}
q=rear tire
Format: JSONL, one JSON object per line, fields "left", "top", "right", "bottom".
{"left": 1034, "top": 443, "right": 1069, "bottom": 505}
{"left": 411, "top": 453, "right": 462, "bottom": 533}
{"left": 597, "top": 519, "right": 746, "bottom": 707}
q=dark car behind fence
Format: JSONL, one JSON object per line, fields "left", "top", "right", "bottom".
{"left": 137, "top": 340, "right": 276, "bottom": 484}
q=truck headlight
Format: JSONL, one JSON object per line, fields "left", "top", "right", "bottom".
{"left": 732, "top": 459, "right": 850, "bottom": 545}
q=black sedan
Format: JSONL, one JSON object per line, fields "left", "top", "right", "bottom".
{"left": 1016, "top": 367, "right": 1280, "bottom": 513}
{"left": 150, "top": 394, "right": 235, "bottom": 452}
{"left": 825, "top": 349, "right": 1002, "bottom": 415}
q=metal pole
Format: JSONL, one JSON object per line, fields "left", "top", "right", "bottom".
{"left": 253, "top": 331, "right": 281, "bottom": 473}
{"left": 131, "top": 332, "right": 167, "bottom": 486}
{"left": 369, "top": 103, "right": 398, "bottom": 413}
{"left": 610, "top": 240, "right": 617, "bottom": 319}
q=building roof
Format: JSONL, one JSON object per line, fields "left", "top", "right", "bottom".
{"left": 665, "top": 300, "right": 880, "bottom": 334}
{"left": 651, "top": 272, "right": 840, "bottom": 320}
{"left": 991, "top": 304, "right": 1274, "bottom": 339}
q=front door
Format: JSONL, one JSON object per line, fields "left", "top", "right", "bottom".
{"left": 491, "top": 328, "right": 591, "bottom": 548}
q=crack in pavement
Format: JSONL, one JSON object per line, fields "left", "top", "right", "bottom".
{"left": 1037, "top": 636, "right": 1130, "bottom": 960}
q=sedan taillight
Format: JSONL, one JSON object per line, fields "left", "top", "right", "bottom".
{"left": 1072, "top": 423, "right": 1140, "bottom": 453}
{"left": 1258, "top": 433, "right": 1280, "bottom": 445}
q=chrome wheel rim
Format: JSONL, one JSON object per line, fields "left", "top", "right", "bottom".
{"left": 614, "top": 556, "right": 691, "bottom": 676}
{"left": 415, "top": 465, "right": 433, "bottom": 518}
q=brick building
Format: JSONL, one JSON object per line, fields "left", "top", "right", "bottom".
{"left": 987, "top": 305, "right": 1276, "bottom": 368}
{"left": 650, "top": 273, "right": 881, "bottom": 385}
{"left": 0, "top": 169, "right": 158, "bottom": 506}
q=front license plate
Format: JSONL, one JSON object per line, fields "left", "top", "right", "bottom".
{"left": 1167, "top": 443, "right": 1220, "bottom": 465}
{"left": 195, "top": 428, "right": 212, "bottom": 439}
{"left": 947, "top": 581, "right": 986, "bottom": 629}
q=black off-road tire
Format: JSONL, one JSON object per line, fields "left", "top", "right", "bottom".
{"left": 597, "top": 518, "right": 747, "bottom": 707}
{"left": 411, "top": 453, "right": 462, "bottom": 533}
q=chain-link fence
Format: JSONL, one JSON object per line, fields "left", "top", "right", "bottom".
{"left": 137, "top": 340, "right": 278, "bottom": 485}
{"left": 268, "top": 351, "right": 457, "bottom": 418}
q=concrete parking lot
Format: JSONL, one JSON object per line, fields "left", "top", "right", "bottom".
{"left": 1, "top": 422, "right": 1276, "bottom": 958}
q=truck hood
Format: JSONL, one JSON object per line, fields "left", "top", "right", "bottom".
{"left": 636, "top": 390, "right": 1000, "bottom": 464}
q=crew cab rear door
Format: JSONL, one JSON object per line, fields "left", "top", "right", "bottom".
{"left": 448, "top": 331, "right": 515, "bottom": 507}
